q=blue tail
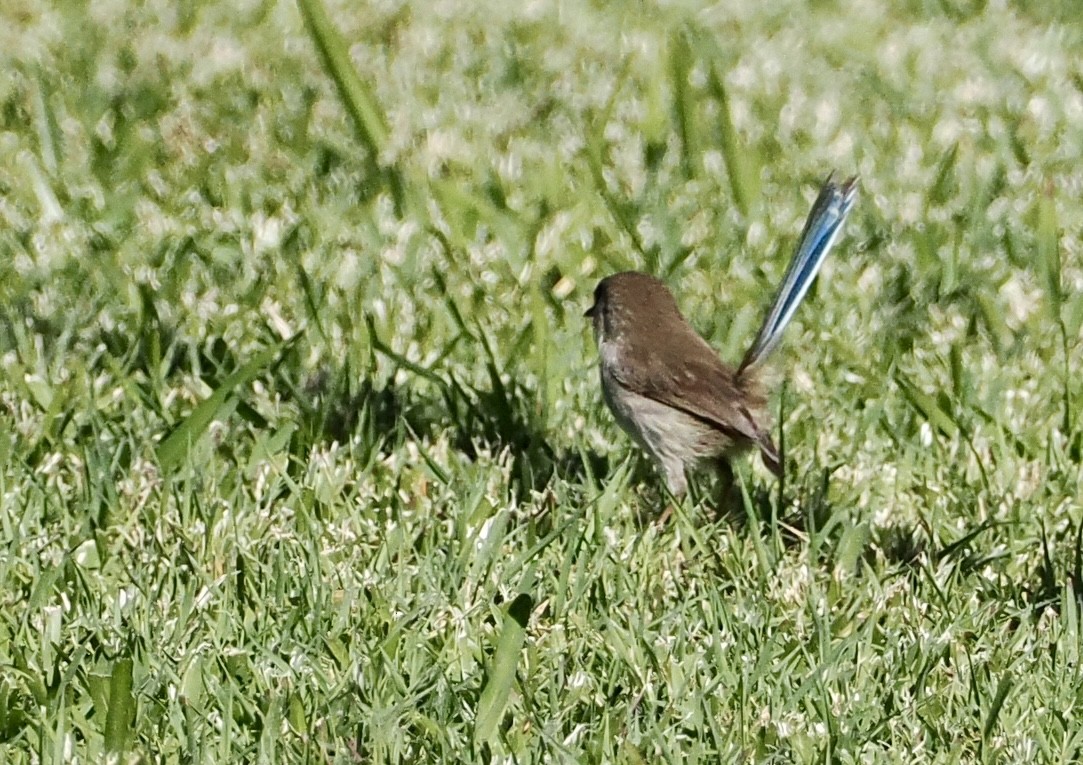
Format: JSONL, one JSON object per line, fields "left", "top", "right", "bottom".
{"left": 738, "top": 174, "right": 858, "bottom": 374}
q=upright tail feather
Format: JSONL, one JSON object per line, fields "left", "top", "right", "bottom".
{"left": 738, "top": 174, "right": 858, "bottom": 375}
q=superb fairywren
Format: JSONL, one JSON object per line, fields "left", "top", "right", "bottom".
{"left": 585, "top": 174, "right": 858, "bottom": 496}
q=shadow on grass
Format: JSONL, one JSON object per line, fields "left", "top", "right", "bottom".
{"left": 868, "top": 514, "right": 1083, "bottom": 624}
{"left": 1024, "top": 520, "right": 1083, "bottom": 616}
{"left": 697, "top": 462, "right": 839, "bottom": 547}
{"left": 88, "top": 300, "right": 610, "bottom": 499}
{"left": 700, "top": 464, "right": 1010, "bottom": 581}
{"left": 297, "top": 359, "right": 611, "bottom": 502}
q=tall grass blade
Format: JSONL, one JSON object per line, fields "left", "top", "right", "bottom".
{"left": 296, "top": 0, "right": 388, "bottom": 155}
{"left": 694, "top": 32, "right": 760, "bottom": 217}
{"left": 1037, "top": 184, "right": 1071, "bottom": 433}
{"left": 1037, "top": 184, "right": 1062, "bottom": 320}
{"left": 981, "top": 673, "right": 1012, "bottom": 743}
{"left": 669, "top": 28, "right": 698, "bottom": 180}
{"left": 895, "top": 371, "right": 960, "bottom": 439}
{"left": 705, "top": 63, "right": 758, "bottom": 217}
{"left": 157, "top": 340, "right": 290, "bottom": 472}
{"left": 474, "top": 592, "right": 533, "bottom": 745}
{"left": 296, "top": 0, "right": 408, "bottom": 210}
{"left": 32, "top": 69, "right": 61, "bottom": 175}
{"left": 585, "top": 87, "right": 651, "bottom": 270}
{"left": 103, "top": 657, "right": 134, "bottom": 757}
{"left": 929, "top": 143, "right": 958, "bottom": 208}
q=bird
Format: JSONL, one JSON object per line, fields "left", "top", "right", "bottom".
{"left": 584, "top": 174, "right": 858, "bottom": 497}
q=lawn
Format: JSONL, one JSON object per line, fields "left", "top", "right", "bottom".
{"left": 2, "top": 0, "right": 1083, "bottom": 761}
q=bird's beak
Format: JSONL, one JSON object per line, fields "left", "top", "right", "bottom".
{"left": 584, "top": 304, "right": 596, "bottom": 318}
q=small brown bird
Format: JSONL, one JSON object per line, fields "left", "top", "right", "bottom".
{"left": 585, "top": 174, "right": 857, "bottom": 496}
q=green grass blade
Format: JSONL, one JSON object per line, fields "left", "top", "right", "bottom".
{"left": 1037, "top": 184, "right": 1061, "bottom": 314}
{"left": 367, "top": 314, "right": 449, "bottom": 387}
{"left": 669, "top": 28, "right": 697, "bottom": 180}
{"left": 928, "top": 143, "right": 958, "bottom": 208}
{"left": 103, "top": 657, "right": 134, "bottom": 757}
{"left": 157, "top": 341, "right": 288, "bottom": 472}
{"left": 697, "top": 34, "right": 759, "bottom": 216}
{"left": 894, "top": 370, "right": 959, "bottom": 439}
{"left": 32, "top": 68, "right": 61, "bottom": 175}
{"left": 293, "top": 246, "right": 330, "bottom": 350}
{"left": 705, "top": 64, "right": 759, "bottom": 217}
{"left": 474, "top": 592, "right": 533, "bottom": 746}
{"left": 1036, "top": 183, "right": 1072, "bottom": 432}
{"left": 583, "top": 65, "right": 650, "bottom": 270}
{"left": 981, "top": 673, "right": 1013, "bottom": 743}
{"left": 973, "top": 292, "right": 1012, "bottom": 352}
{"left": 585, "top": 129, "right": 650, "bottom": 269}
{"left": 296, "top": 0, "right": 388, "bottom": 156}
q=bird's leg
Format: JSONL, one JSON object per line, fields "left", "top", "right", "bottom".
{"left": 653, "top": 461, "right": 689, "bottom": 526}
{"left": 710, "top": 457, "right": 746, "bottom": 525}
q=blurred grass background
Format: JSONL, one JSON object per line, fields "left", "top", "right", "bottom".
{"left": 1, "top": 0, "right": 1083, "bottom": 761}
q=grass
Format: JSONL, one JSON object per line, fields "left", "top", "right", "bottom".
{"left": 1, "top": 0, "right": 1083, "bottom": 761}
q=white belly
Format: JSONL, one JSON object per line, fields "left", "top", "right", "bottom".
{"left": 598, "top": 340, "right": 729, "bottom": 495}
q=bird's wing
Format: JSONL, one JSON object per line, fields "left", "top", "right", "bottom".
{"left": 610, "top": 339, "right": 764, "bottom": 447}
